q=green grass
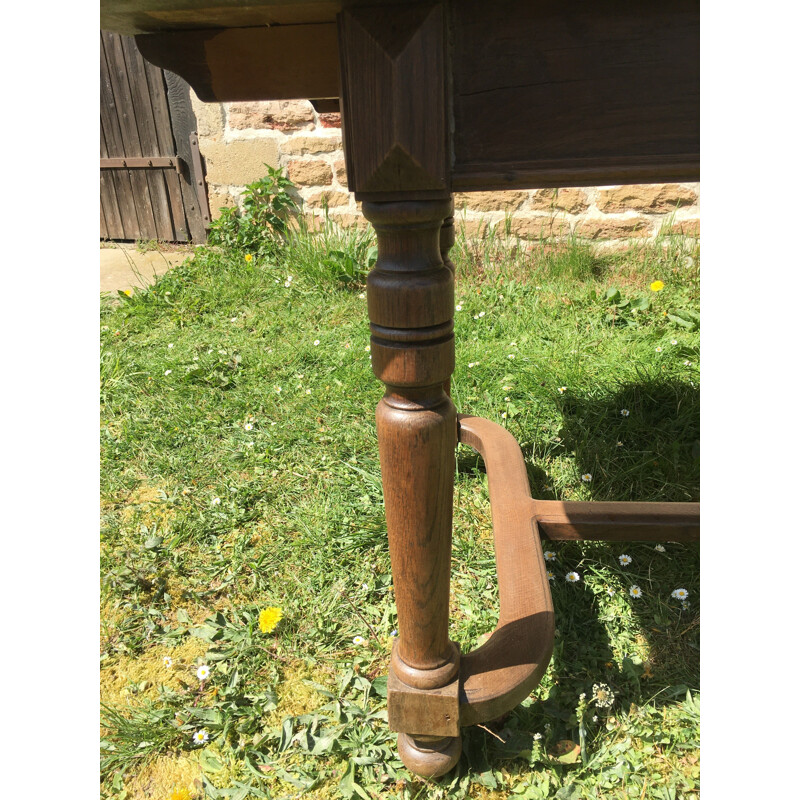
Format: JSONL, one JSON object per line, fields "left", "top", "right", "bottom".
{"left": 100, "top": 225, "right": 699, "bottom": 800}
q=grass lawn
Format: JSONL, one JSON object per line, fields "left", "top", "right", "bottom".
{"left": 100, "top": 220, "right": 700, "bottom": 800}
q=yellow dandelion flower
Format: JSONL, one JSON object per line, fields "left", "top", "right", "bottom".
{"left": 259, "top": 606, "right": 284, "bottom": 633}
{"left": 245, "top": 253, "right": 253, "bottom": 262}
{"left": 169, "top": 789, "right": 191, "bottom": 800}
{"left": 650, "top": 280, "right": 665, "bottom": 292}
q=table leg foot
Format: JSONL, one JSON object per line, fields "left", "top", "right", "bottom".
{"left": 397, "top": 733, "right": 462, "bottom": 779}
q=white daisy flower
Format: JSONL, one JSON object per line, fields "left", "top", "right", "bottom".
{"left": 671, "top": 339, "right": 678, "bottom": 345}
{"left": 671, "top": 588, "right": 689, "bottom": 601}
{"left": 654, "top": 544, "right": 666, "bottom": 553}
{"left": 503, "top": 385, "right": 512, "bottom": 391}
{"left": 616, "top": 441, "right": 623, "bottom": 447}
{"left": 211, "top": 497, "right": 221, "bottom": 506}
{"left": 544, "top": 551, "right": 556, "bottom": 562}
{"left": 455, "top": 304, "right": 463, "bottom": 311}
{"left": 507, "top": 353, "right": 516, "bottom": 359}
{"left": 276, "top": 386, "right": 281, "bottom": 393}
{"left": 314, "top": 339, "right": 320, "bottom": 346}
{"left": 629, "top": 585, "right": 642, "bottom": 599}
{"left": 558, "top": 386, "right": 567, "bottom": 394}
{"left": 566, "top": 572, "right": 581, "bottom": 583}
{"left": 164, "top": 370, "right": 172, "bottom": 376}
{"left": 468, "top": 362, "right": 475, "bottom": 368}
{"left": 655, "top": 346, "right": 663, "bottom": 353}
{"left": 620, "top": 409, "right": 630, "bottom": 417}
{"left": 364, "top": 345, "right": 370, "bottom": 352}
{"left": 352, "top": 635, "right": 366, "bottom": 645}
{"left": 607, "top": 588, "right": 615, "bottom": 596}
{"left": 230, "top": 317, "right": 238, "bottom": 323}
{"left": 306, "top": 389, "right": 311, "bottom": 394}
{"left": 547, "top": 571, "right": 555, "bottom": 581}
{"left": 505, "top": 396, "right": 511, "bottom": 402}
{"left": 618, "top": 554, "right": 632, "bottom": 567}
{"left": 196, "top": 665, "right": 210, "bottom": 680}
{"left": 359, "top": 292, "right": 366, "bottom": 299}
{"left": 681, "top": 600, "right": 691, "bottom": 610}
{"left": 479, "top": 311, "right": 485, "bottom": 318}
{"left": 163, "top": 656, "right": 173, "bottom": 668}
{"left": 533, "top": 732, "right": 542, "bottom": 741}
{"left": 168, "top": 343, "right": 174, "bottom": 349}
{"left": 193, "top": 729, "right": 209, "bottom": 745}
{"left": 684, "top": 360, "right": 692, "bottom": 366}
{"left": 581, "top": 473, "right": 592, "bottom": 482}
{"left": 244, "top": 423, "right": 253, "bottom": 431}
{"left": 501, "top": 411, "right": 507, "bottom": 419}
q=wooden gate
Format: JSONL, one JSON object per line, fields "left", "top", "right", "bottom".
{"left": 100, "top": 31, "right": 210, "bottom": 243}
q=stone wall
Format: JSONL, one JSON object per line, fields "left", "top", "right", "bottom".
{"left": 191, "top": 94, "right": 700, "bottom": 247}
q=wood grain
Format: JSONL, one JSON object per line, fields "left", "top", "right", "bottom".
{"left": 533, "top": 500, "right": 700, "bottom": 542}
{"left": 451, "top": 0, "right": 699, "bottom": 188}
{"left": 456, "top": 415, "right": 555, "bottom": 726}
{"left": 364, "top": 198, "right": 458, "bottom": 687}
{"left": 339, "top": 3, "right": 449, "bottom": 199}
{"left": 136, "top": 24, "right": 339, "bottom": 103}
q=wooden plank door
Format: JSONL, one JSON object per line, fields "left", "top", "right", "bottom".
{"left": 100, "top": 31, "right": 207, "bottom": 243}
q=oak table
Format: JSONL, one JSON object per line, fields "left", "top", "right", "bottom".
{"left": 101, "top": 0, "right": 700, "bottom": 778}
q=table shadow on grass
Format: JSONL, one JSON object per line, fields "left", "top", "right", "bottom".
{"left": 450, "top": 378, "right": 699, "bottom": 776}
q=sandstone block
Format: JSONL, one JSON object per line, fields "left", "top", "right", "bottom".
{"left": 456, "top": 218, "right": 495, "bottom": 239}
{"left": 334, "top": 159, "right": 348, "bottom": 187}
{"left": 596, "top": 184, "right": 698, "bottom": 213}
{"left": 330, "top": 212, "right": 371, "bottom": 231}
{"left": 190, "top": 91, "right": 224, "bottom": 139}
{"left": 508, "top": 216, "right": 571, "bottom": 240}
{"left": 202, "top": 140, "right": 280, "bottom": 186}
{"left": 529, "top": 188, "right": 589, "bottom": 213}
{"left": 454, "top": 191, "right": 527, "bottom": 213}
{"left": 665, "top": 218, "right": 700, "bottom": 237}
{"left": 319, "top": 112, "right": 342, "bottom": 128}
{"left": 208, "top": 190, "right": 236, "bottom": 220}
{"left": 288, "top": 159, "right": 333, "bottom": 186}
{"left": 227, "top": 100, "right": 315, "bottom": 131}
{"left": 575, "top": 216, "right": 652, "bottom": 240}
{"left": 281, "top": 135, "right": 342, "bottom": 155}
{"left": 304, "top": 190, "right": 351, "bottom": 209}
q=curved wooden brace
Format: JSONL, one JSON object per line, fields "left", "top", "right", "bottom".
{"left": 456, "top": 415, "right": 555, "bottom": 726}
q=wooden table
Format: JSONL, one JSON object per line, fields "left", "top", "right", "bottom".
{"left": 101, "top": 0, "right": 699, "bottom": 778}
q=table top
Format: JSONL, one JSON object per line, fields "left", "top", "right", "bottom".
{"left": 101, "top": 1, "right": 367, "bottom": 35}
{"left": 103, "top": 1, "right": 699, "bottom": 195}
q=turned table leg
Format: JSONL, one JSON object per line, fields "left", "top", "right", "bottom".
{"left": 362, "top": 198, "right": 462, "bottom": 777}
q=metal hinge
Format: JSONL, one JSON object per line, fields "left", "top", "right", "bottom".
{"left": 100, "top": 156, "right": 181, "bottom": 171}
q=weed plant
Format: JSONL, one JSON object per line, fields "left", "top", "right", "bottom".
{"left": 101, "top": 218, "right": 699, "bottom": 800}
